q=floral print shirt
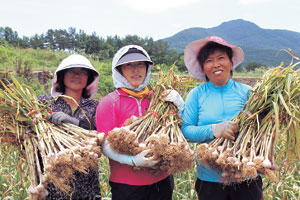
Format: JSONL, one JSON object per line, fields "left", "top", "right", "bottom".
{"left": 38, "top": 94, "right": 101, "bottom": 200}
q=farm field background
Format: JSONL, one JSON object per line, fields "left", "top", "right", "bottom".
{"left": 0, "top": 47, "right": 299, "bottom": 199}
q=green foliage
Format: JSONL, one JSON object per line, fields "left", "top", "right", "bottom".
{"left": 16, "top": 75, "right": 50, "bottom": 96}
{"left": 233, "top": 63, "right": 269, "bottom": 78}
{"left": 0, "top": 44, "right": 66, "bottom": 71}
{"left": 176, "top": 54, "right": 187, "bottom": 72}
{"left": 98, "top": 157, "right": 112, "bottom": 200}
{"left": 0, "top": 27, "right": 20, "bottom": 47}
{"left": 0, "top": 26, "right": 180, "bottom": 67}
{"left": 262, "top": 141, "right": 300, "bottom": 200}
{"left": 0, "top": 37, "right": 8, "bottom": 46}
{"left": 244, "top": 62, "right": 268, "bottom": 72}
{"left": 0, "top": 146, "right": 30, "bottom": 200}
{"left": 234, "top": 64, "right": 244, "bottom": 73}
{"left": 92, "top": 61, "right": 115, "bottom": 98}
{"left": 85, "top": 33, "right": 106, "bottom": 55}
{"left": 234, "top": 70, "right": 266, "bottom": 78}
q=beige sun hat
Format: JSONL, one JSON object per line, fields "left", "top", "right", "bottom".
{"left": 51, "top": 54, "right": 99, "bottom": 97}
{"left": 184, "top": 35, "right": 245, "bottom": 80}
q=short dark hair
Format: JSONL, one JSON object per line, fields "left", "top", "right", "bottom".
{"left": 55, "top": 68, "right": 97, "bottom": 99}
{"left": 197, "top": 42, "right": 233, "bottom": 81}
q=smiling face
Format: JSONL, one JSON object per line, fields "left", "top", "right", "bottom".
{"left": 121, "top": 61, "right": 147, "bottom": 88}
{"left": 63, "top": 68, "right": 88, "bottom": 93}
{"left": 203, "top": 50, "right": 232, "bottom": 86}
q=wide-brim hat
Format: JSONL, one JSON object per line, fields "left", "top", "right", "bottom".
{"left": 184, "top": 35, "right": 245, "bottom": 80}
{"left": 51, "top": 54, "right": 99, "bottom": 97}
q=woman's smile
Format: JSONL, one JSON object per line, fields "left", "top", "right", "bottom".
{"left": 203, "top": 50, "right": 232, "bottom": 86}
{"left": 121, "top": 61, "right": 147, "bottom": 88}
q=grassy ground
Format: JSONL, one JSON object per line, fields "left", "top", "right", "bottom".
{"left": 1, "top": 145, "right": 299, "bottom": 200}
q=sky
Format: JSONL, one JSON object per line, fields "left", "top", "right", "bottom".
{"left": 1, "top": 0, "right": 300, "bottom": 40}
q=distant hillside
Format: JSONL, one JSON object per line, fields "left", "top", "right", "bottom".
{"left": 162, "top": 19, "right": 300, "bottom": 67}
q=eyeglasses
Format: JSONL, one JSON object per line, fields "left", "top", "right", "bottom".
{"left": 122, "top": 62, "right": 146, "bottom": 69}
{"left": 66, "top": 69, "right": 89, "bottom": 76}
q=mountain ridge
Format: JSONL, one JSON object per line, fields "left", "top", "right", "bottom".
{"left": 162, "top": 19, "right": 300, "bottom": 66}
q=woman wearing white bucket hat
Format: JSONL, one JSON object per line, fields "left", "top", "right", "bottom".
{"left": 95, "top": 45, "right": 180, "bottom": 200}
{"left": 38, "top": 54, "right": 102, "bottom": 199}
{"left": 181, "top": 36, "right": 263, "bottom": 200}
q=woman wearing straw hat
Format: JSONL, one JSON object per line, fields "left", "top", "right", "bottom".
{"left": 38, "top": 54, "right": 102, "bottom": 199}
{"left": 95, "top": 45, "right": 181, "bottom": 200}
{"left": 181, "top": 36, "right": 263, "bottom": 200}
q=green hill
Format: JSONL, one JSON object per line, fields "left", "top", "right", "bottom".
{"left": 162, "top": 19, "right": 300, "bottom": 67}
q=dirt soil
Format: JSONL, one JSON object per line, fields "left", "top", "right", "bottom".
{"left": 178, "top": 75, "right": 262, "bottom": 87}
{"left": 233, "top": 77, "right": 262, "bottom": 86}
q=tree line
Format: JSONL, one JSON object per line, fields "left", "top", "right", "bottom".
{"left": 0, "top": 26, "right": 182, "bottom": 68}
{"left": 0, "top": 26, "right": 268, "bottom": 73}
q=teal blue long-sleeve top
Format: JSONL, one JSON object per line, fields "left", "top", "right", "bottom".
{"left": 181, "top": 79, "right": 251, "bottom": 182}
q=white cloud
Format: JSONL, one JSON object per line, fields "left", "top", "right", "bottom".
{"left": 237, "top": 0, "right": 274, "bottom": 5}
{"left": 117, "top": 0, "right": 199, "bottom": 13}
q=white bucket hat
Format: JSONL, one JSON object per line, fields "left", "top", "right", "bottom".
{"left": 112, "top": 45, "right": 154, "bottom": 91}
{"left": 51, "top": 54, "right": 99, "bottom": 97}
{"left": 184, "top": 36, "right": 245, "bottom": 80}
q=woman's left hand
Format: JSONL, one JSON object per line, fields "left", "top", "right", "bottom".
{"left": 212, "top": 121, "right": 238, "bottom": 140}
{"left": 124, "top": 115, "right": 140, "bottom": 126}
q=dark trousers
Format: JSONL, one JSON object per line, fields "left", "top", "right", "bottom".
{"left": 195, "top": 176, "right": 263, "bottom": 200}
{"left": 109, "top": 175, "right": 174, "bottom": 200}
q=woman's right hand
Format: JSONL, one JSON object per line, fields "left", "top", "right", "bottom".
{"left": 48, "top": 112, "right": 79, "bottom": 126}
{"left": 103, "top": 139, "right": 158, "bottom": 167}
{"left": 212, "top": 121, "right": 238, "bottom": 140}
{"left": 132, "top": 149, "right": 158, "bottom": 167}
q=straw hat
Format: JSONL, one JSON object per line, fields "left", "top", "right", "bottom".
{"left": 184, "top": 36, "right": 245, "bottom": 80}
